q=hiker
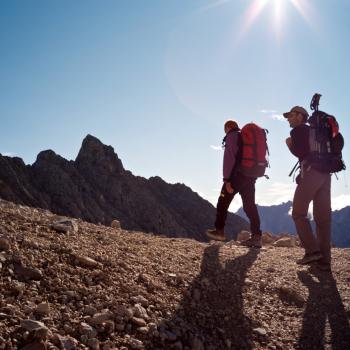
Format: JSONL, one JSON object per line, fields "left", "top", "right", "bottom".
{"left": 284, "top": 106, "right": 332, "bottom": 270}
{"left": 206, "top": 120, "right": 263, "bottom": 247}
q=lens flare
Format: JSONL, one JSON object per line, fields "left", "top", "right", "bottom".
{"left": 238, "top": 0, "right": 314, "bottom": 40}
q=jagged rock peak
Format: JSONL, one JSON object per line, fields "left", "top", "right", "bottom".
{"left": 75, "top": 134, "right": 124, "bottom": 173}
{"left": 80, "top": 134, "right": 106, "bottom": 151}
{"left": 35, "top": 150, "right": 66, "bottom": 164}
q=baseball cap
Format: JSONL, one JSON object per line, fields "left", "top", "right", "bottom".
{"left": 283, "top": 106, "right": 309, "bottom": 119}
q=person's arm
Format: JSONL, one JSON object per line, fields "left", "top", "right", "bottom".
{"left": 223, "top": 132, "right": 238, "bottom": 182}
{"left": 289, "top": 126, "right": 309, "bottom": 159}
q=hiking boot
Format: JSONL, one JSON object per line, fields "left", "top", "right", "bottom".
{"left": 296, "top": 252, "right": 323, "bottom": 265}
{"left": 240, "top": 234, "right": 262, "bottom": 248}
{"left": 206, "top": 229, "right": 226, "bottom": 242}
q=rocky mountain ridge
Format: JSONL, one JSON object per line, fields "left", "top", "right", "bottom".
{"left": 0, "top": 135, "right": 248, "bottom": 241}
{"left": 0, "top": 199, "right": 350, "bottom": 349}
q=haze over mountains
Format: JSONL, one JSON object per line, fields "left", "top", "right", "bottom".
{"left": 236, "top": 202, "right": 350, "bottom": 248}
{"left": 0, "top": 135, "right": 248, "bottom": 241}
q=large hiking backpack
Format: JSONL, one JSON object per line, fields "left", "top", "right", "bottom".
{"left": 307, "top": 94, "right": 346, "bottom": 173}
{"left": 239, "top": 123, "right": 269, "bottom": 177}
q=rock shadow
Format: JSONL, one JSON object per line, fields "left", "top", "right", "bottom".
{"left": 153, "top": 243, "right": 260, "bottom": 349}
{"left": 297, "top": 268, "right": 350, "bottom": 349}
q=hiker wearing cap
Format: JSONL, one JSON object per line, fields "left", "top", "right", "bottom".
{"left": 284, "top": 106, "right": 331, "bottom": 270}
{"left": 206, "top": 120, "right": 262, "bottom": 248}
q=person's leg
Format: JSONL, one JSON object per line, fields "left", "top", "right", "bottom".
{"left": 239, "top": 176, "right": 261, "bottom": 236}
{"left": 214, "top": 183, "right": 236, "bottom": 230}
{"left": 313, "top": 174, "right": 332, "bottom": 264}
{"left": 236, "top": 175, "right": 262, "bottom": 248}
{"left": 292, "top": 169, "right": 325, "bottom": 261}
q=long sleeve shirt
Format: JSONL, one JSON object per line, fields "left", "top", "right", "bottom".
{"left": 289, "top": 124, "right": 310, "bottom": 162}
{"left": 223, "top": 131, "right": 239, "bottom": 181}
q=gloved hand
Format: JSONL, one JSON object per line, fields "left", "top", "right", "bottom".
{"left": 225, "top": 182, "right": 234, "bottom": 194}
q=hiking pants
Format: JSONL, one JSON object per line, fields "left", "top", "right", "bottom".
{"left": 215, "top": 173, "right": 261, "bottom": 235}
{"left": 292, "top": 168, "right": 331, "bottom": 263}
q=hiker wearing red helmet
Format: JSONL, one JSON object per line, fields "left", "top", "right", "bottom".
{"left": 206, "top": 120, "right": 262, "bottom": 247}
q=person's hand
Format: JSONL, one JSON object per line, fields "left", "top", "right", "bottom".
{"left": 225, "top": 182, "right": 234, "bottom": 194}
{"left": 286, "top": 137, "right": 292, "bottom": 148}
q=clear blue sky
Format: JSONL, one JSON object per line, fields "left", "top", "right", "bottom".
{"left": 1, "top": 0, "right": 350, "bottom": 211}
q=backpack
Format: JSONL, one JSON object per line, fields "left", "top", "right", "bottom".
{"left": 307, "top": 110, "right": 346, "bottom": 173}
{"left": 239, "top": 123, "right": 269, "bottom": 177}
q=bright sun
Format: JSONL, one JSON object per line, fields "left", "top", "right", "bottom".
{"left": 240, "top": 0, "right": 311, "bottom": 37}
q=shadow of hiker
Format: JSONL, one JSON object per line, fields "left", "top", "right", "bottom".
{"left": 297, "top": 269, "right": 350, "bottom": 350}
{"left": 155, "top": 243, "right": 260, "bottom": 349}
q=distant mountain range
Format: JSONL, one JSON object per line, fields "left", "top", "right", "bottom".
{"left": 236, "top": 201, "right": 350, "bottom": 247}
{"left": 0, "top": 135, "right": 248, "bottom": 241}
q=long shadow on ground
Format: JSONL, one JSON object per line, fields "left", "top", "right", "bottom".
{"left": 297, "top": 268, "right": 350, "bottom": 349}
{"left": 150, "top": 244, "right": 260, "bottom": 349}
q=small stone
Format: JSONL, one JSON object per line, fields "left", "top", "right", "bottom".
{"left": 14, "top": 264, "right": 43, "bottom": 281}
{"left": 81, "top": 335, "right": 89, "bottom": 345}
{"left": 73, "top": 255, "right": 99, "bottom": 269}
{"left": 131, "top": 317, "right": 147, "bottom": 327}
{"left": 84, "top": 306, "right": 97, "bottom": 316}
{"left": 52, "top": 219, "right": 78, "bottom": 234}
{"left": 90, "top": 310, "right": 114, "bottom": 325}
{"left": 236, "top": 230, "right": 251, "bottom": 242}
{"left": 273, "top": 237, "right": 296, "bottom": 248}
{"left": 21, "top": 320, "right": 48, "bottom": 340}
{"left": 79, "top": 322, "right": 98, "bottom": 338}
{"left": 21, "top": 319, "right": 47, "bottom": 332}
{"left": 104, "top": 320, "right": 115, "bottom": 334}
{"left": 253, "top": 327, "right": 267, "bottom": 336}
{"left": 0, "top": 237, "right": 10, "bottom": 251}
{"left": 11, "top": 281, "right": 25, "bottom": 293}
{"left": 137, "top": 326, "right": 149, "bottom": 334}
{"left": 36, "top": 303, "right": 50, "bottom": 315}
{"left": 125, "top": 308, "right": 135, "bottom": 320}
{"left": 110, "top": 220, "right": 121, "bottom": 229}
{"left": 245, "top": 278, "right": 253, "bottom": 286}
{"left": 55, "top": 335, "right": 78, "bottom": 350}
{"left": 130, "top": 295, "right": 149, "bottom": 307}
{"left": 278, "top": 286, "right": 305, "bottom": 307}
{"left": 262, "top": 232, "right": 274, "bottom": 245}
{"left": 129, "top": 338, "right": 143, "bottom": 350}
{"left": 133, "top": 304, "right": 148, "bottom": 320}
{"left": 87, "top": 338, "right": 100, "bottom": 350}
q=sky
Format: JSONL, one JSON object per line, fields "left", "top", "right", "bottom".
{"left": 1, "top": 0, "right": 350, "bottom": 213}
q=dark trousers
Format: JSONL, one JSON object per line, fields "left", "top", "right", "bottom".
{"left": 215, "top": 173, "right": 261, "bottom": 235}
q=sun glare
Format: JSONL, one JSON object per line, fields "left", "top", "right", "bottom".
{"left": 239, "top": 0, "right": 313, "bottom": 39}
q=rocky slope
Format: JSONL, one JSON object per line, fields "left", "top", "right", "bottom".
{"left": 0, "top": 135, "right": 248, "bottom": 241}
{"left": 237, "top": 202, "right": 350, "bottom": 247}
{"left": 1, "top": 199, "right": 350, "bottom": 350}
